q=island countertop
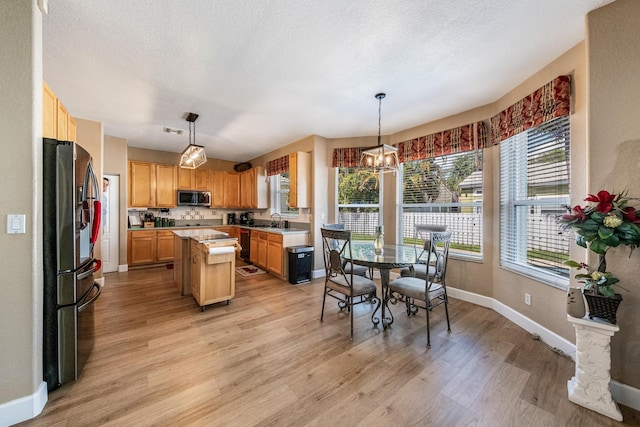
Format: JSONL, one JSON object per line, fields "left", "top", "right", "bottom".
{"left": 172, "top": 228, "right": 230, "bottom": 241}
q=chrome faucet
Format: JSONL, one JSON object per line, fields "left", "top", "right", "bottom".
{"left": 270, "top": 212, "right": 282, "bottom": 228}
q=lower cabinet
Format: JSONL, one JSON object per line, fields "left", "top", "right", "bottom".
{"left": 248, "top": 230, "right": 309, "bottom": 280}
{"left": 128, "top": 230, "right": 175, "bottom": 266}
{"left": 267, "top": 234, "right": 283, "bottom": 276}
{"left": 190, "top": 239, "right": 236, "bottom": 311}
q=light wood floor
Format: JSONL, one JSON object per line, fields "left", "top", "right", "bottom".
{"left": 20, "top": 265, "right": 640, "bottom": 426}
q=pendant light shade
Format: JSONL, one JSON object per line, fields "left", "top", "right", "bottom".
{"left": 359, "top": 93, "right": 399, "bottom": 173}
{"left": 179, "top": 112, "right": 207, "bottom": 169}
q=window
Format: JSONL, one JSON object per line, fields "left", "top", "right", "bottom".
{"left": 336, "top": 167, "right": 380, "bottom": 240}
{"left": 400, "top": 151, "right": 483, "bottom": 258}
{"left": 271, "top": 172, "right": 298, "bottom": 216}
{"left": 499, "top": 115, "right": 570, "bottom": 286}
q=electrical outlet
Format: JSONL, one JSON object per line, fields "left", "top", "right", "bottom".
{"left": 525, "top": 293, "right": 532, "bottom": 306}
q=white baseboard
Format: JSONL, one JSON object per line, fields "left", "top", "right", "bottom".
{"left": 118, "top": 264, "right": 128, "bottom": 272}
{"left": 95, "top": 277, "right": 105, "bottom": 287}
{"left": 312, "top": 268, "right": 325, "bottom": 279}
{"left": 0, "top": 381, "right": 47, "bottom": 426}
{"left": 447, "top": 286, "right": 640, "bottom": 412}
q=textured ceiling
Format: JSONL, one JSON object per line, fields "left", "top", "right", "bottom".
{"left": 43, "top": 0, "right": 612, "bottom": 163}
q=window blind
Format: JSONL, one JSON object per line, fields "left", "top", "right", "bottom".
{"left": 337, "top": 167, "right": 379, "bottom": 240}
{"left": 401, "top": 151, "right": 483, "bottom": 257}
{"left": 500, "top": 115, "right": 571, "bottom": 285}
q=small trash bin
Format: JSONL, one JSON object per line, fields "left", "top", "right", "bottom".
{"left": 287, "top": 245, "right": 314, "bottom": 284}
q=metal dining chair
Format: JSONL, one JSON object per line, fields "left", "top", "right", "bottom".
{"left": 388, "top": 229, "right": 452, "bottom": 347}
{"left": 322, "top": 223, "right": 371, "bottom": 278}
{"left": 399, "top": 224, "right": 448, "bottom": 280}
{"left": 320, "top": 228, "right": 380, "bottom": 340}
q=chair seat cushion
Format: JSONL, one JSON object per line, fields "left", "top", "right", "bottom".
{"left": 345, "top": 262, "right": 368, "bottom": 277}
{"left": 389, "top": 277, "right": 444, "bottom": 301}
{"left": 399, "top": 264, "right": 437, "bottom": 279}
{"left": 328, "top": 274, "right": 377, "bottom": 296}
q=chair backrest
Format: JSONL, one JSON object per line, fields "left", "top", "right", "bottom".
{"left": 322, "top": 223, "right": 345, "bottom": 231}
{"left": 414, "top": 224, "right": 447, "bottom": 262}
{"left": 425, "top": 230, "right": 452, "bottom": 287}
{"left": 320, "top": 228, "right": 353, "bottom": 279}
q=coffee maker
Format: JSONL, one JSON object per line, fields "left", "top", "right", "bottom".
{"left": 239, "top": 212, "right": 253, "bottom": 225}
{"left": 227, "top": 213, "right": 236, "bottom": 225}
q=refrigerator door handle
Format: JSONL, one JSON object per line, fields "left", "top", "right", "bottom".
{"left": 77, "top": 263, "right": 97, "bottom": 280}
{"left": 77, "top": 282, "right": 101, "bottom": 313}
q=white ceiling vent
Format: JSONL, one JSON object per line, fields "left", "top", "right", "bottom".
{"left": 163, "top": 127, "right": 184, "bottom": 135}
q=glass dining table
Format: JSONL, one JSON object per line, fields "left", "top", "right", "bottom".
{"left": 349, "top": 242, "right": 419, "bottom": 328}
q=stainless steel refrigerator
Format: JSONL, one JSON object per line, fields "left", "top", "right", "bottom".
{"left": 43, "top": 138, "right": 102, "bottom": 391}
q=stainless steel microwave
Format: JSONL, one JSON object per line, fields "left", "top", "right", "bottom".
{"left": 177, "top": 190, "right": 211, "bottom": 207}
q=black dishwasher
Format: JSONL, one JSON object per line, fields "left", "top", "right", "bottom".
{"left": 240, "top": 228, "right": 251, "bottom": 261}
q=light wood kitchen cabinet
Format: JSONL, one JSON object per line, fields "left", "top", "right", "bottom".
{"left": 191, "top": 239, "right": 236, "bottom": 311}
{"left": 68, "top": 116, "right": 76, "bottom": 142}
{"left": 155, "top": 164, "right": 178, "bottom": 207}
{"left": 129, "top": 161, "right": 156, "bottom": 207}
{"left": 129, "top": 161, "right": 177, "bottom": 208}
{"left": 267, "top": 233, "right": 284, "bottom": 276}
{"left": 156, "top": 230, "right": 176, "bottom": 262}
{"left": 128, "top": 230, "right": 175, "bottom": 266}
{"left": 289, "top": 151, "right": 311, "bottom": 208}
{"left": 225, "top": 172, "right": 240, "bottom": 208}
{"left": 179, "top": 168, "right": 210, "bottom": 190}
{"left": 57, "top": 102, "right": 69, "bottom": 141}
{"left": 43, "top": 81, "right": 76, "bottom": 142}
{"left": 190, "top": 240, "right": 202, "bottom": 303}
{"left": 128, "top": 230, "right": 156, "bottom": 265}
{"left": 178, "top": 167, "right": 195, "bottom": 190}
{"left": 257, "top": 233, "right": 268, "bottom": 269}
{"left": 43, "top": 82, "right": 57, "bottom": 139}
{"left": 210, "top": 170, "right": 226, "bottom": 208}
{"left": 249, "top": 230, "right": 268, "bottom": 268}
{"left": 240, "top": 167, "right": 268, "bottom": 209}
{"left": 249, "top": 231, "right": 260, "bottom": 265}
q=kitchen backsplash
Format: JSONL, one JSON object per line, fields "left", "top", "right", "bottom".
{"left": 127, "top": 206, "right": 311, "bottom": 226}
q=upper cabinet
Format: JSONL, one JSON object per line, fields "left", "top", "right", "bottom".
{"left": 289, "top": 151, "right": 311, "bottom": 208}
{"left": 225, "top": 172, "right": 241, "bottom": 208}
{"left": 240, "top": 167, "right": 267, "bottom": 209}
{"left": 129, "top": 161, "right": 177, "bottom": 208}
{"left": 178, "top": 168, "right": 210, "bottom": 191}
{"left": 43, "top": 82, "right": 57, "bottom": 139}
{"left": 43, "top": 81, "right": 76, "bottom": 142}
{"left": 210, "top": 170, "right": 226, "bottom": 208}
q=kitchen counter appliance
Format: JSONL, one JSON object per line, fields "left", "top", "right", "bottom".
{"left": 177, "top": 190, "right": 211, "bottom": 207}
{"left": 240, "top": 228, "right": 251, "bottom": 261}
{"left": 43, "top": 138, "right": 102, "bottom": 391}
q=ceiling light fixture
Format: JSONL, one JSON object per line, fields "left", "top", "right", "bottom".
{"left": 179, "top": 112, "right": 207, "bottom": 169}
{"left": 359, "top": 93, "right": 399, "bottom": 173}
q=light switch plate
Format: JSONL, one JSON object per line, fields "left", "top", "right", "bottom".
{"left": 7, "top": 214, "right": 26, "bottom": 234}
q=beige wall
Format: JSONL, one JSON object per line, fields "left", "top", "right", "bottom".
{"left": 128, "top": 147, "right": 237, "bottom": 172}
{"left": 323, "top": 44, "right": 584, "bottom": 342}
{"left": 587, "top": 0, "right": 640, "bottom": 386}
{"left": 0, "top": 0, "right": 42, "bottom": 406}
{"left": 104, "top": 135, "right": 128, "bottom": 265}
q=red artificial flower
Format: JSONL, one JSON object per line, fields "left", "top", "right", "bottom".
{"left": 585, "top": 190, "right": 616, "bottom": 213}
{"left": 562, "top": 205, "right": 586, "bottom": 221}
{"left": 623, "top": 207, "right": 640, "bottom": 223}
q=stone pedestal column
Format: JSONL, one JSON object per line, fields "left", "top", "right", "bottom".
{"left": 567, "top": 315, "right": 622, "bottom": 421}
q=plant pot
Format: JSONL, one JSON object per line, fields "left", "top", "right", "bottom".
{"left": 584, "top": 292, "right": 623, "bottom": 324}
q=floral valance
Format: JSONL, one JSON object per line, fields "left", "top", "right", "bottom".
{"left": 266, "top": 154, "right": 289, "bottom": 176}
{"left": 490, "top": 75, "right": 571, "bottom": 146}
{"left": 395, "top": 121, "right": 486, "bottom": 163}
{"left": 332, "top": 147, "right": 365, "bottom": 168}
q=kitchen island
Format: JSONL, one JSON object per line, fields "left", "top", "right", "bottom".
{"left": 172, "top": 228, "right": 231, "bottom": 296}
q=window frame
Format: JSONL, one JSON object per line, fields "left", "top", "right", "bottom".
{"left": 271, "top": 172, "right": 299, "bottom": 217}
{"left": 398, "top": 152, "right": 484, "bottom": 261}
{"left": 499, "top": 116, "right": 571, "bottom": 289}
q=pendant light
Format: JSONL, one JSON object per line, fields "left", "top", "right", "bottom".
{"left": 359, "top": 93, "right": 399, "bottom": 173}
{"left": 179, "top": 112, "right": 207, "bottom": 169}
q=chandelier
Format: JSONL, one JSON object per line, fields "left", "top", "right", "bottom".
{"left": 359, "top": 93, "right": 399, "bottom": 173}
{"left": 179, "top": 112, "right": 207, "bottom": 169}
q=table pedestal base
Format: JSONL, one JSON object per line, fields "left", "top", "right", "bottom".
{"left": 567, "top": 315, "right": 622, "bottom": 421}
